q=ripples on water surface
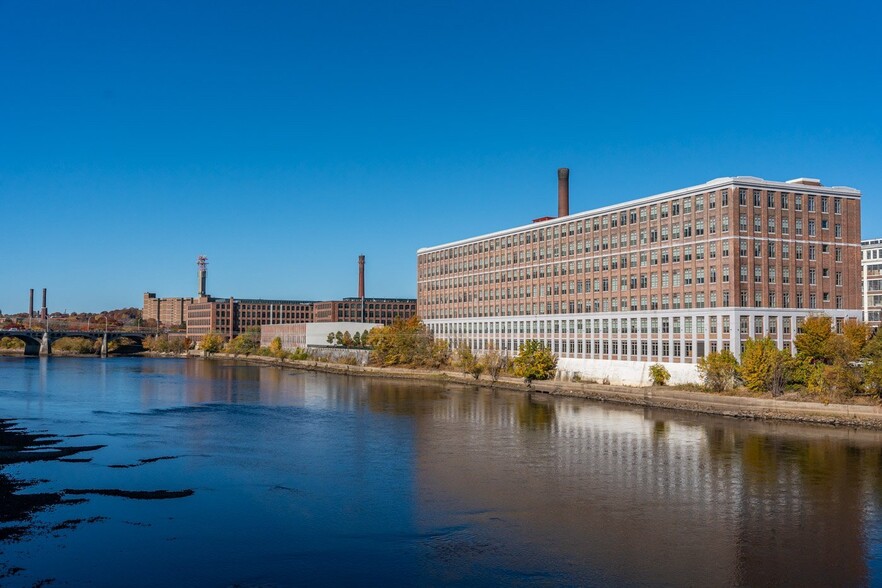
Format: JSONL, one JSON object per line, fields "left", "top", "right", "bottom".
{"left": 0, "top": 356, "right": 881, "bottom": 586}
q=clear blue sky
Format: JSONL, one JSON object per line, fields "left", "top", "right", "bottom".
{"left": 1, "top": 0, "right": 880, "bottom": 313}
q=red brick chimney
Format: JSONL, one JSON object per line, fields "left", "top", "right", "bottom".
{"left": 558, "top": 168, "right": 569, "bottom": 217}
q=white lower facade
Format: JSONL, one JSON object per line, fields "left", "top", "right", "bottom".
{"left": 426, "top": 307, "right": 861, "bottom": 386}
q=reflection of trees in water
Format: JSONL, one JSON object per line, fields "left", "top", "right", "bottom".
{"left": 515, "top": 394, "right": 555, "bottom": 431}
{"left": 702, "top": 424, "right": 882, "bottom": 587}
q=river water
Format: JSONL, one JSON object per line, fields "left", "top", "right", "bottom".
{"left": 0, "top": 356, "right": 880, "bottom": 587}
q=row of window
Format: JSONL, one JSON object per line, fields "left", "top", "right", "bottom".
{"left": 421, "top": 188, "right": 847, "bottom": 264}
{"left": 421, "top": 224, "right": 846, "bottom": 279}
{"left": 421, "top": 288, "right": 845, "bottom": 320}
{"left": 421, "top": 242, "right": 844, "bottom": 295}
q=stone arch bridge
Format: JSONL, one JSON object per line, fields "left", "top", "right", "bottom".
{"left": 0, "top": 330, "right": 151, "bottom": 357}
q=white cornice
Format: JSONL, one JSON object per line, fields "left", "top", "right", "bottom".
{"left": 417, "top": 176, "right": 862, "bottom": 254}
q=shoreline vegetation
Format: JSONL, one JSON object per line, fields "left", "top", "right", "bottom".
{"left": 4, "top": 314, "right": 882, "bottom": 429}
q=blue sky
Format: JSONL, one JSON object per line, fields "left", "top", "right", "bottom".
{"left": 1, "top": 0, "right": 880, "bottom": 313}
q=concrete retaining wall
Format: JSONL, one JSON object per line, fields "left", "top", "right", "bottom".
{"left": 556, "top": 358, "right": 699, "bottom": 386}
{"left": 306, "top": 346, "right": 371, "bottom": 366}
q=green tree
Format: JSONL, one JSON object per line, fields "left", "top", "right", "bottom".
{"left": 512, "top": 340, "right": 557, "bottom": 384}
{"left": 352, "top": 332, "right": 362, "bottom": 347}
{"left": 696, "top": 349, "right": 738, "bottom": 392}
{"left": 335, "top": 331, "right": 344, "bottom": 346}
{"left": 201, "top": 333, "right": 224, "bottom": 355}
{"left": 739, "top": 338, "right": 791, "bottom": 396}
{"left": 649, "top": 363, "right": 670, "bottom": 386}
{"left": 326, "top": 333, "right": 335, "bottom": 346}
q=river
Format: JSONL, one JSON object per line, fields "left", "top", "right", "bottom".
{"left": 0, "top": 356, "right": 880, "bottom": 586}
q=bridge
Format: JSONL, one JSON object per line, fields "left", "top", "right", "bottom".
{"left": 0, "top": 329, "right": 153, "bottom": 357}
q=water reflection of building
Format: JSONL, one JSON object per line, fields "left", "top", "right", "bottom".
{"left": 411, "top": 387, "right": 882, "bottom": 586}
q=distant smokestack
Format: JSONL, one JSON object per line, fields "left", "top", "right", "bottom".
{"left": 558, "top": 168, "right": 569, "bottom": 217}
{"left": 40, "top": 288, "right": 47, "bottom": 320}
{"left": 358, "top": 255, "right": 365, "bottom": 322}
{"left": 29, "top": 289, "right": 34, "bottom": 318}
{"left": 197, "top": 256, "right": 208, "bottom": 297}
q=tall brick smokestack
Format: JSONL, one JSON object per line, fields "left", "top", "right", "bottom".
{"left": 558, "top": 168, "right": 570, "bottom": 217}
{"left": 29, "top": 289, "right": 34, "bottom": 318}
{"left": 40, "top": 288, "right": 47, "bottom": 320}
{"left": 358, "top": 255, "right": 365, "bottom": 322}
{"left": 358, "top": 255, "right": 365, "bottom": 299}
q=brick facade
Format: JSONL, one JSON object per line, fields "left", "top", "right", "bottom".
{"left": 417, "top": 175, "right": 862, "bottom": 384}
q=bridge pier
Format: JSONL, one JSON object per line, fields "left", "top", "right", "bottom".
{"left": 39, "top": 332, "right": 52, "bottom": 356}
{"left": 101, "top": 334, "right": 108, "bottom": 358}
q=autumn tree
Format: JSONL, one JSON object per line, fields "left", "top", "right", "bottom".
{"left": 512, "top": 340, "right": 557, "bottom": 384}
{"left": 649, "top": 364, "right": 671, "bottom": 386}
{"left": 794, "top": 315, "right": 833, "bottom": 363}
{"left": 366, "top": 317, "right": 447, "bottom": 368}
{"left": 226, "top": 332, "right": 259, "bottom": 356}
{"left": 696, "top": 349, "right": 738, "bottom": 392}
{"left": 739, "top": 338, "right": 791, "bottom": 396}
{"left": 481, "top": 344, "right": 507, "bottom": 382}
{"left": 201, "top": 333, "right": 224, "bottom": 355}
{"left": 455, "top": 342, "right": 478, "bottom": 376}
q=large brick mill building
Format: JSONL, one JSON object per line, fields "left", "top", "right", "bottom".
{"left": 417, "top": 170, "right": 863, "bottom": 385}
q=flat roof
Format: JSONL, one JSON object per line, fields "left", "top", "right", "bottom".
{"left": 418, "top": 175, "right": 861, "bottom": 254}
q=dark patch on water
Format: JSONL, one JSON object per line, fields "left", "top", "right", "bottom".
{"left": 64, "top": 488, "right": 194, "bottom": 500}
{"left": 51, "top": 516, "right": 108, "bottom": 532}
{"left": 108, "top": 455, "right": 179, "bottom": 469}
{"left": 270, "top": 484, "right": 302, "bottom": 494}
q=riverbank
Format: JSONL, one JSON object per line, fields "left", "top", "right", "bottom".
{"left": 196, "top": 352, "right": 882, "bottom": 430}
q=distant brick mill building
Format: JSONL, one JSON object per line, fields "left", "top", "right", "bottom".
{"left": 142, "top": 293, "right": 192, "bottom": 327}
{"left": 144, "top": 255, "right": 416, "bottom": 340}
